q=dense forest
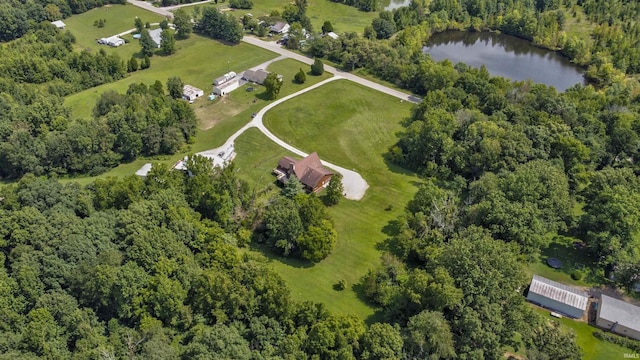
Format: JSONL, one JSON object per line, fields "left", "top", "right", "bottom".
{"left": 0, "top": 0, "right": 126, "bottom": 42}
{"left": 305, "top": 0, "right": 639, "bottom": 87}
{"left": 1, "top": 0, "right": 639, "bottom": 357}
{"left": 0, "top": 160, "right": 583, "bottom": 359}
{"left": 354, "top": 52, "right": 640, "bottom": 358}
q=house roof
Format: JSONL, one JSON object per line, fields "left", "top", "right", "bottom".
{"left": 135, "top": 163, "right": 153, "bottom": 177}
{"left": 51, "top": 20, "right": 66, "bottom": 28}
{"left": 149, "top": 28, "right": 162, "bottom": 47}
{"left": 327, "top": 31, "right": 339, "bottom": 39}
{"left": 243, "top": 69, "right": 270, "bottom": 84}
{"left": 270, "top": 21, "right": 289, "bottom": 33}
{"left": 183, "top": 85, "right": 203, "bottom": 97}
{"left": 599, "top": 295, "right": 640, "bottom": 332}
{"left": 214, "top": 78, "right": 239, "bottom": 91}
{"left": 529, "top": 275, "right": 588, "bottom": 310}
{"left": 278, "top": 152, "right": 333, "bottom": 188}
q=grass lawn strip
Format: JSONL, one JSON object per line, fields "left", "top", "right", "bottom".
{"left": 530, "top": 306, "right": 632, "bottom": 359}
{"left": 251, "top": 80, "right": 417, "bottom": 318}
{"left": 59, "top": 58, "right": 331, "bottom": 185}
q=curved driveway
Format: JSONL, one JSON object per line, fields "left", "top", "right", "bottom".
{"left": 197, "top": 76, "right": 370, "bottom": 200}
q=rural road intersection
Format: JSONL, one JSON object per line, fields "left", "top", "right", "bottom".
{"left": 125, "top": 0, "right": 422, "bottom": 199}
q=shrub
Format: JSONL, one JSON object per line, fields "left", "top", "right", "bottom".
{"left": 311, "top": 58, "right": 324, "bottom": 76}
{"left": 594, "top": 331, "right": 640, "bottom": 352}
{"left": 230, "top": 0, "right": 253, "bottom": 9}
{"left": 294, "top": 68, "right": 306, "bottom": 84}
{"left": 571, "top": 270, "right": 583, "bottom": 280}
{"left": 334, "top": 279, "right": 346, "bottom": 291}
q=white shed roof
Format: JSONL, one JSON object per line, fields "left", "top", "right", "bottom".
{"left": 135, "top": 163, "right": 153, "bottom": 177}
{"left": 51, "top": 20, "right": 66, "bottom": 29}
{"left": 529, "top": 275, "right": 588, "bottom": 310}
{"left": 149, "top": 28, "right": 162, "bottom": 47}
{"left": 599, "top": 295, "right": 640, "bottom": 332}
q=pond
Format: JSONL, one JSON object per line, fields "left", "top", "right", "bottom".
{"left": 423, "top": 31, "right": 586, "bottom": 91}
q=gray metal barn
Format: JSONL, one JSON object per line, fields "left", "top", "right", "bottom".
{"left": 526, "top": 275, "right": 588, "bottom": 318}
{"left": 596, "top": 294, "right": 640, "bottom": 340}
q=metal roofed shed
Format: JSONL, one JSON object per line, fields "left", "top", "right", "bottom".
{"left": 526, "top": 275, "right": 588, "bottom": 318}
{"left": 183, "top": 85, "right": 204, "bottom": 101}
{"left": 135, "top": 163, "right": 153, "bottom": 177}
{"left": 51, "top": 20, "right": 66, "bottom": 29}
{"left": 149, "top": 28, "right": 162, "bottom": 48}
{"left": 596, "top": 295, "right": 640, "bottom": 340}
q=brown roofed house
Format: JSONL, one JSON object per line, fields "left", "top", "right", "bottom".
{"left": 274, "top": 152, "right": 333, "bottom": 193}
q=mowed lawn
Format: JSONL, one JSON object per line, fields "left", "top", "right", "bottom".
{"left": 530, "top": 306, "right": 632, "bottom": 359}
{"left": 242, "top": 80, "right": 418, "bottom": 319}
{"left": 65, "top": 34, "right": 278, "bottom": 119}
{"left": 64, "top": 4, "right": 164, "bottom": 58}
{"left": 181, "top": 0, "right": 376, "bottom": 34}
{"left": 61, "top": 58, "right": 332, "bottom": 185}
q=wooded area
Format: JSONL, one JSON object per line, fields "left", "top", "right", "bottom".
{"left": 1, "top": 0, "right": 639, "bottom": 357}
{"left": 306, "top": 0, "right": 639, "bottom": 86}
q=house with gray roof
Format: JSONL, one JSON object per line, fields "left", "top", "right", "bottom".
{"left": 242, "top": 69, "right": 270, "bottom": 85}
{"left": 596, "top": 294, "right": 640, "bottom": 340}
{"left": 526, "top": 275, "right": 589, "bottom": 318}
{"left": 149, "top": 28, "right": 162, "bottom": 48}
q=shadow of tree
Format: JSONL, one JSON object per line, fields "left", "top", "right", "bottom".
{"left": 248, "top": 242, "right": 314, "bottom": 269}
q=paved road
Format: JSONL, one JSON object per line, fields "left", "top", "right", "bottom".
{"left": 241, "top": 36, "right": 420, "bottom": 103}
{"left": 127, "top": 0, "right": 213, "bottom": 18}
{"left": 197, "top": 77, "right": 370, "bottom": 200}
{"left": 126, "top": 0, "right": 420, "bottom": 103}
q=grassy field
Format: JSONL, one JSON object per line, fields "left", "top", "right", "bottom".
{"left": 530, "top": 306, "right": 632, "bottom": 359}
{"left": 63, "top": 4, "right": 165, "bottom": 59}
{"left": 65, "top": 34, "right": 278, "bottom": 119}
{"left": 237, "top": 79, "right": 417, "bottom": 319}
{"left": 60, "top": 58, "right": 332, "bottom": 185}
{"left": 180, "top": 0, "right": 377, "bottom": 34}
{"left": 527, "top": 234, "right": 606, "bottom": 288}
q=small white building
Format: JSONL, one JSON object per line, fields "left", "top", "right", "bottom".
{"left": 213, "top": 71, "right": 237, "bottom": 86}
{"left": 270, "top": 21, "right": 290, "bottom": 34}
{"left": 327, "top": 31, "right": 339, "bottom": 40}
{"left": 183, "top": 85, "right": 204, "bottom": 101}
{"left": 99, "top": 36, "right": 125, "bottom": 47}
{"left": 213, "top": 79, "right": 240, "bottom": 96}
{"left": 51, "top": 20, "right": 66, "bottom": 30}
{"left": 597, "top": 295, "right": 640, "bottom": 340}
{"left": 135, "top": 163, "right": 153, "bottom": 178}
{"left": 526, "top": 275, "right": 588, "bottom": 318}
{"left": 149, "top": 28, "right": 162, "bottom": 48}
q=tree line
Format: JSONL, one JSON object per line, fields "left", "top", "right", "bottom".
{"left": 0, "top": 158, "right": 387, "bottom": 358}
{"left": 341, "top": 52, "right": 640, "bottom": 357}
{"left": 301, "top": 0, "right": 638, "bottom": 87}
{"left": 1, "top": 76, "right": 197, "bottom": 179}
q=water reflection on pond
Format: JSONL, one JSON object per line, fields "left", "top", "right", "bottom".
{"left": 423, "top": 31, "right": 586, "bottom": 91}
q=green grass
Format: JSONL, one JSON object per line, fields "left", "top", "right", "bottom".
{"left": 64, "top": 4, "right": 165, "bottom": 59}
{"left": 65, "top": 34, "right": 278, "bottom": 119}
{"left": 237, "top": 79, "right": 417, "bottom": 319}
{"left": 181, "top": 0, "right": 377, "bottom": 34}
{"left": 59, "top": 58, "right": 332, "bottom": 185}
{"left": 531, "top": 306, "right": 632, "bottom": 359}
{"left": 527, "top": 234, "right": 606, "bottom": 288}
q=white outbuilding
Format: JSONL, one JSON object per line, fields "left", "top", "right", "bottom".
{"left": 596, "top": 295, "right": 640, "bottom": 340}
{"left": 51, "top": 20, "right": 66, "bottom": 30}
{"left": 183, "top": 85, "right": 204, "bottom": 101}
{"left": 526, "top": 275, "right": 588, "bottom": 318}
{"left": 99, "top": 36, "right": 125, "bottom": 47}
